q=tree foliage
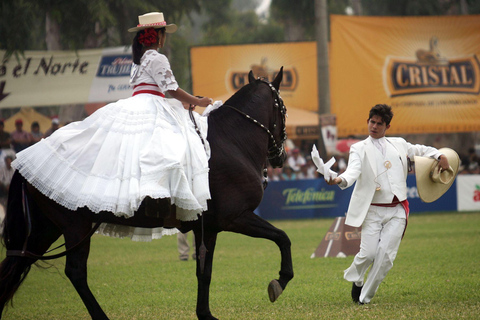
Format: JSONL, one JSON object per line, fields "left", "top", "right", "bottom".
{"left": 360, "top": 0, "right": 479, "bottom": 16}
{"left": 1, "top": 0, "right": 478, "bottom": 90}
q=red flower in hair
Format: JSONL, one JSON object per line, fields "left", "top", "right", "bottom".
{"left": 138, "top": 28, "right": 158, "bottom": 47}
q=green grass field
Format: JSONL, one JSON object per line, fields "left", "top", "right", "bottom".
{"left": 1, "top": 211, "right": 479, "bottom": 319}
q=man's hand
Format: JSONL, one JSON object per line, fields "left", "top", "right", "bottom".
{"left": 438, "top": 154, "right": 450, "bottom": 171}
{"left": 327, "top": 177, "right": 342, "bottom": 185}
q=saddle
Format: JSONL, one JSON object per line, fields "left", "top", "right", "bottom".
{"left": 142, "top": 197, "right": 181, "bottom": 228}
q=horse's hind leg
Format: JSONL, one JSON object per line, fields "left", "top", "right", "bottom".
{"left": 0, "top": 226, "right": 62, "bottom": 317}
{"left": 30, "top": 188, "right": 109, "bottom": 320}
{"left": 0, "top": 180, "right": 62, "bottom": 318}
{"left": 224, "top": 211, "right": 293, "bottom": 302}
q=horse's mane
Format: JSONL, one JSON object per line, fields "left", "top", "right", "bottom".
{"left": 207, "top": 80, "right": 272, "bottom": 161}
{"left": 223, "top": 80, "right": 262, "bottom": 108}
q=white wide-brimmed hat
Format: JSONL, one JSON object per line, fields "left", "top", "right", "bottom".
{"left": 414, "top": 148, "right": 460, "bottom": 203}
{"left": 128, "top": 12, "right": 177, "bottom": 33}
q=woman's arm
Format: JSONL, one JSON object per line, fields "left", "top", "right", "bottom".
{"left": 168, "top": 88, "right": 212, "bottom": 108}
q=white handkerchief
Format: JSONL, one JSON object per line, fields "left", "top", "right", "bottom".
{"left": 311, "top": 145, "right": 338, "bottom": 181}
{"left": 202, "top": 100, "right": 223, "bottom": 117}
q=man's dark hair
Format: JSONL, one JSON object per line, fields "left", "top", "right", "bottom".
{"left": 369, "top": 104, "right": 393, "bottom": 125}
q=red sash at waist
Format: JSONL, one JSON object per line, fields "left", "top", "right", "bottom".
{"left": 132, "top": 83, "right": 165, "bottom": 97}
{"left": 372, "top": 196, "right": 410, "bottom": 238}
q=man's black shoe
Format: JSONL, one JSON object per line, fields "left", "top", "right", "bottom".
{"left": 351, "top": 283, "right": 362, "bottom": 303}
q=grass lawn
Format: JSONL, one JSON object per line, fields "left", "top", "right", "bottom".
{"left": 1, "top": 211, "right": 479, "bottom": 319}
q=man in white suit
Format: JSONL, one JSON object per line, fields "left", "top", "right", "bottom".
{"left": 328, "top": 104, "right": 449, "bottom": 304}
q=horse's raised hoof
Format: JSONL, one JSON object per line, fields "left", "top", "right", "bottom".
{"left": 268, "top": 279, "right": 283, "bottom": 302}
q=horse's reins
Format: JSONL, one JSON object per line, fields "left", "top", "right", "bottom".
{"left": 222, "top": 80, "right": 287, "bottom": 189}
{"left": 187, "top": 80, "right": 286, "bottom": 272}
{"left": 222, "top": 80, "right": 287, "bottom": 162}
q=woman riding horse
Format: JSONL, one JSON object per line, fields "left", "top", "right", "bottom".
{"left": 0, "top": 13, "right": 293, "bottom": 319}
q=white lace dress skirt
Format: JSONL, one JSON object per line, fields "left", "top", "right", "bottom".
{"left": 12, "top": 94, "right": 211, "bottom": 241}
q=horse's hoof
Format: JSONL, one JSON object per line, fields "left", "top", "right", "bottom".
{"left": 268, "top": 279, "right": 283, "bottom": 302}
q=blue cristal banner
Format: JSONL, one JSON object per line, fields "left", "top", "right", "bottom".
{"left": 256, "top": 175, "right": 457, "bottom": 220}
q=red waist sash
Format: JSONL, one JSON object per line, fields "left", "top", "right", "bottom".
{"left": 132, "top": 83, "right": 165, "bottom": 97}
{"left": 372, "top": 196, "right": 410, "bottom": 238}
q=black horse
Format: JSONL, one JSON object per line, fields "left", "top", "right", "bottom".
{"left": 0, "top": 68, "right": 293, "bottom": 320}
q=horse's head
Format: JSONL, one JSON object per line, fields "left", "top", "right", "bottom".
{"left": 248, "top": 67, "right": 287, "bottom": 168}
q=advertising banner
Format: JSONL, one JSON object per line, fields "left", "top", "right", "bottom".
{"left": 330, "top": 15, "right": 480, "bottom": 137}
{"left": 456, "top": 174, "right": 480, "bottom": 211}
{"left": 190, "top": 42, "right": 320, "bottom": 140}
{"left": 190, "top": 42, "right": 318, "bottom": 113}
{"left": 256, "top": 179, "right": 351, "bottom": 220}
{"left": 257, "top": 175, "right": 457, "bottom": 220}
{"left": 0, "top": 47, "right": 132, "bottom": 108}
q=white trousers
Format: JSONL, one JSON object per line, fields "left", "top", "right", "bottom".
{"left": 344, "top": 204, "right": 406, "bottom": 303}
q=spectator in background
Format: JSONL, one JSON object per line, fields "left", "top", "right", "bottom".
{"left": 465, "top": 148, "right": 479, "bottom": 173}
{"left": 468, "top": 161, "right": 480, "bottom": 174}
{"left": 267, "top": 165, "right": 281, "bottom": 182}
{"left": 297, "top": 163, "right": 316, "bottom": 180}
{"left": 177, "top": 231, "right": 196, "bottom": 261}
{"left": 281, "top": 166, "right": 297, "bottom": 180}
{"left": 305, "top": 156, "right": 320, "bottom": 179}
{"left": 0, "top": 121, "right": 10, "bottom": 150}
{"left": 0, "top": 155, "right": 14, "bottom": 207}
{"left": 287, "top": 148, "right": 306, "bottom": 173}
{"left": 0, "top": 120, "right": 15, "bottom": 171}
{"left": 30, "top": 121, "right": 43, "bottom": 144}
{"left": 10, "top": 119, "right": 32, "bottom": 153}
{"left": 44, "top": 118, "right": 60, "bottom": 138}
{"left": 337, "top": 156, "right": 347, "bottom": 174}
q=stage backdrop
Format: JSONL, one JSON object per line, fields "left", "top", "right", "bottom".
{"left": 330, "top": 14, "right": 480, "bottom": 137}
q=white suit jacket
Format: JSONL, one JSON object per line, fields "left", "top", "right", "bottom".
{"left": 339, "top": 137, "right": 441, "bottom": 227}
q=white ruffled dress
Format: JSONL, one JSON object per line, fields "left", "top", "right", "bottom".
{"left": 12, "top": 50, "right": 211, "bottom": 241}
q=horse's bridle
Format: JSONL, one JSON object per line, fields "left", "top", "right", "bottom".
{"left": 222, "top": 79, "right": 288, "bottom": 161}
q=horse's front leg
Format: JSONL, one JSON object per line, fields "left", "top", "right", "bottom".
{"left": 59, "top": 213, "right": 109, "bottom": 320}
{"left": 65, "top": 238, "right": 109, "bottom": 320}
{"left": 194, "top": 228, "right": 218, "bottom": 320}
{"left": 225, "top": 211, "right": 293, "bottom": 302}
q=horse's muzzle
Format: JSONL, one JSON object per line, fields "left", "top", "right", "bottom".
{"left": 269, "top": 150, "right": 287, "bottom": 168}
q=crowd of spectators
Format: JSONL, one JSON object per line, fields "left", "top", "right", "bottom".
{"left": 459, "top": 148, "right": 480, "bottom": 174}
{"left": 0, "top": 119, "right": 478, "bottom": 203}
{"left": 0, "top": 117, "right": 60, "bottom": 206}
{"left": 267, "top": 141, "right": 348, "bottom": 182}
{"left": 267, "top": 140, "right": 480, "bottom": 182}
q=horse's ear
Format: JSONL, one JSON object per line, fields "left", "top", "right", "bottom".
{"left": 248, "top": 70, "right": 256, "bottom": 83}
{"left": 272, "top": 67, "right": 283, "bottom": 91}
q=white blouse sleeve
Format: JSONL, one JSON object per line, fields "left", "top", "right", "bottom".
{"left": 146, "top": 51, "right": 179, "bottom": 92}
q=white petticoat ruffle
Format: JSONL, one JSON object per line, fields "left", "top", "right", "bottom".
{"left": 12, "top": 94, "right": 211, "bottom": 241}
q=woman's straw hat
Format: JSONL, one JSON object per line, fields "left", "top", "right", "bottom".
{"left": 414, "top": 148, "right": 460, "bottom": 203}
{"left": 128, "top": 12, "right": 177, "bottom": 33}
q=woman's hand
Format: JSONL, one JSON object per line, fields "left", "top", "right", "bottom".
{"left": 167, "top": 88, "right": 213, "bottom": 108}
{"left": 197, "top": 96, "right": 213, "bottom": 108}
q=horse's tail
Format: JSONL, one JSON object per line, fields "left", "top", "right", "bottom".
{"left": 0, "top": 171, "right": 33, "bottom": 310}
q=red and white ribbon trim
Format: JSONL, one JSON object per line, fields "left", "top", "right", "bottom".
{"left": 137, "top": 21, "right": 167, "bottom": 28}
{"left": 132, "top": 83, "right": 165, "bottom": 97}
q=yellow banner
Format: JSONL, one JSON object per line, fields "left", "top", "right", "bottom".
{"left": 190, "top": 42, "right": 318, "bottom": 113}
{"left": 330, "top": 14, "right": 480, "bottom": 136}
